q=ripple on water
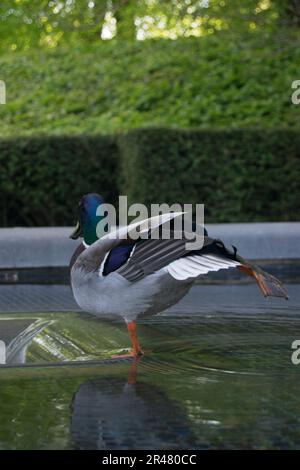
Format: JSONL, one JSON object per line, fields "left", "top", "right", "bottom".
{"left": 138, "top": 313, "right": 300, "bottom": 377}
{"left": 1, "top": 300, "right": 300, "bottom": 449}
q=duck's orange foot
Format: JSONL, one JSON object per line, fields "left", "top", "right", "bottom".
{"left": 111, "top": 348, "right": 144, "bottom": 360}
{"left": 111, "top": 352, "right": 135, "bottom": 360}
{"left": 111, "top": 321, "right": 144, "bottom": 360}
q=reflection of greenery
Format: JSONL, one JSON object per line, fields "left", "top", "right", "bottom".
{"left": 0, "top": 356, "right": 300, "bottom": 449}
{"left": 0, "top": 364, "right": 125, "bottom": 450}
{"left": 0, "top": 312, "right": 300, "bottom": 448}
{"left": 8, "top": 311, "right": 300, "bottom": 372}
{"left": 27, "top": 313, "right": 136, "bottom": 362}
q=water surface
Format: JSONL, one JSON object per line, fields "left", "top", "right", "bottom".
{"left": 0, "top": 283, "right": 299, "bottom": 449}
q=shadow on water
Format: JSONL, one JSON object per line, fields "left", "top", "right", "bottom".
{"left": 71, "top": 360, "right": 199, "bottom": 450}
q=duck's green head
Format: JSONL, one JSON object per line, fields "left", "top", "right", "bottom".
{"left": 70, "top": 193, "right": 105, "bottom": 246}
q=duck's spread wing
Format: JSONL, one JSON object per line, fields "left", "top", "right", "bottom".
{"left": 116, "top": 237, "right": 240, "bottom": 282}
{"left": 115, "top": 237, "right": 288, "bottom": 299}
{"left": 76, "top": 211, "right": 288, "bottom": 300}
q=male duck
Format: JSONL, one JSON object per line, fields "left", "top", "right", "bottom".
{"left": 70, "top": 193, "right": 288, "bottom": 358}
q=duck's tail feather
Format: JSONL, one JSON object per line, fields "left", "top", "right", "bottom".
{"left": 237, "top": 260, "right": 288, "bottom": 300}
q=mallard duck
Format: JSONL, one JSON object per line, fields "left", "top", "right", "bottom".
{"left": 70, "top": 193, "right": 288, "bottom": 358}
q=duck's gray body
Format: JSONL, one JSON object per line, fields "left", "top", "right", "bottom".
{"left": 71, "top": 232, "right": 193, "bottom": 322}
{"left": 70, "top": 216, "right": 242, "bottom": 323}
{"left": 71, "top": 268, "right": 191, "bottom": 323}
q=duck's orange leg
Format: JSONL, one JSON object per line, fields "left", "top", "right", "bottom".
{"left": 112, "top": 321, "right": 144, "bottom": 359}
{"left": 127, "top": 321, "right": 144, "bottom": 357}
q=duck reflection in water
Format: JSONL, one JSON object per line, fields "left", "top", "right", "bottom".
{"left": 70, "top": 359, "right": 198, "bottom": 450}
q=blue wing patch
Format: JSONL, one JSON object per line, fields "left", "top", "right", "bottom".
{"left": 103, "top": 243, "right": 135, "bottom": 276}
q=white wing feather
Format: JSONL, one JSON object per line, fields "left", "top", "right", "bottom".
{"left": 167, "top": 254, "right": 240, "bottom": 280}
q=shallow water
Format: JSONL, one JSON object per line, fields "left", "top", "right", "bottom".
{"left": 0, "top": 283, "right": 299, "bottom": 449}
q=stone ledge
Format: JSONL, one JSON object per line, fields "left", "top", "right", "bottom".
{"left": 0, "top": 222, "right": 299, "bottom": 269}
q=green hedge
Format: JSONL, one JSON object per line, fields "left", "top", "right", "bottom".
{"left": 2, "top": 34, "right": 300, "bottom": 137}
{"left": 0, "top": 136, "right": 119, "bottom": 226}
{"left": 0, "top": 129, "right": 299, "bottom": 226}
{"left": 119, "top": 128, "right": 300, "bottom": 222}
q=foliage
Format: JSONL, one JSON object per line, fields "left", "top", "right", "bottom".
{"left": 0, "top": 135, "right": 119, "bottom": 226}
{"left": 119, "top": 127, "right": 300, "bottom": 222}
{"left": 1, "top": 31, "right": 300, "bottom": 137}
{"left": 275, "top": 0, "right": 300, "bottom": 26}
{"left": 0, "top": 2, "right": 299, "bottom": 226}
{"left": 0, "top": 0, "right": 283, "bottom": 51}
{"left": 0, "top": 128, "right": 299, "bottom": 226}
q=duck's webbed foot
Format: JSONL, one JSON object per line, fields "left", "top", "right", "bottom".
{"left": 111, "top": 321, "right": 144, "bottom": 359}
{"left": 111, "top": 349, "right": 144, "bottom": 359}
{"left": 111, "top": 350, "right": 138, "bottom": 359}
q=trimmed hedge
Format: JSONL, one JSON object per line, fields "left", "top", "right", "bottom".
{"left": 0, "top": 129, "right": 299, "bottom": 226}
{"left": 0, "top": 136, "right": 119, "bottom": 226}
{"left": 119, "top": 128, "right": 300, "bottom": 222}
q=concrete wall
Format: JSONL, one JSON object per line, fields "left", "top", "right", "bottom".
{"left": 0, "top": 222, "right": 299, "bottom": 269}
